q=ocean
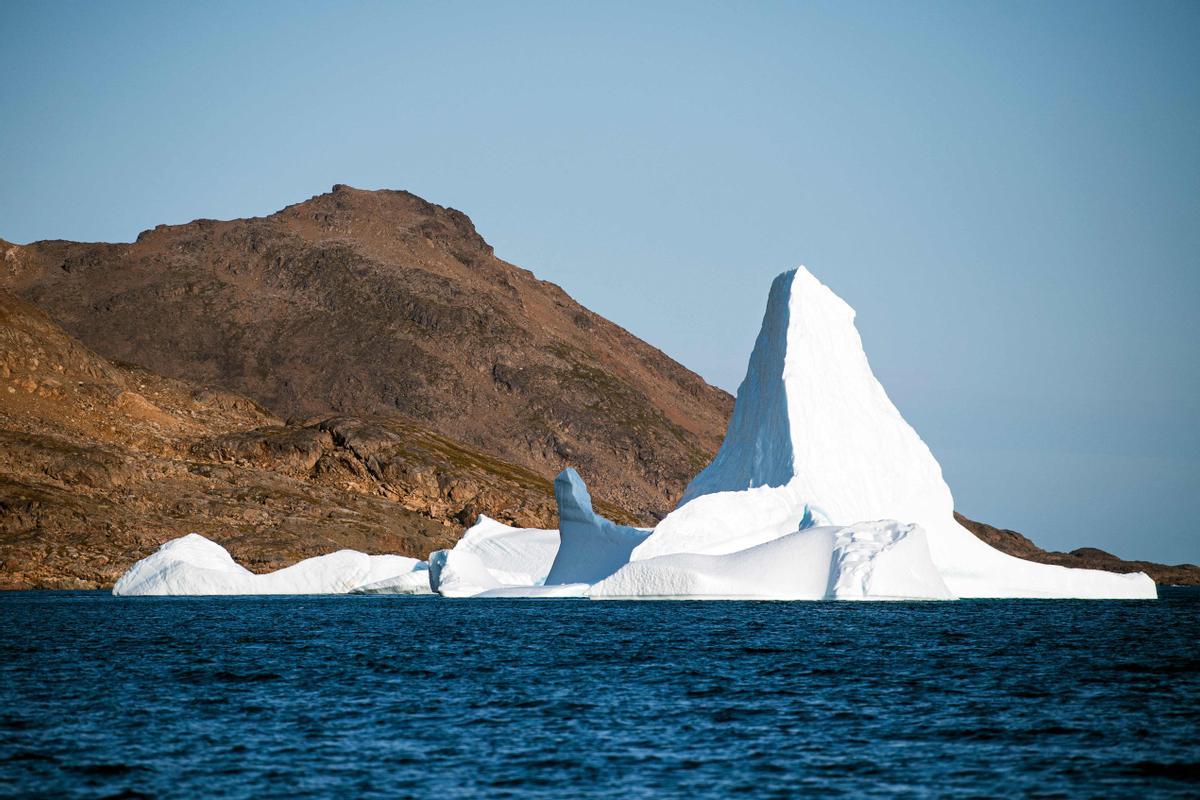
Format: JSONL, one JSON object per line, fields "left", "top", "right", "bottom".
{"left": 1, "top": 589, "right": 1197, "bottom": 798}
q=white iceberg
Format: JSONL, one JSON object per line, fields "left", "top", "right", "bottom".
{"left": 113, "top": 267, "right": 1157, "bottom": 601}
{"left": 351, "top": 559, "right": 432, "bottom": 595}
{"left": 112, "top": 534, "right": 430, "bottom": 596}
{"left": 428, "top": 472, "right": 650, "bottom": 597}
{"left": 622, "top": 267, "right": 1154, "bottom": 599}
{"left": 427, "top": 515, "right": 560, "bottom": 597}
{"left": 427, "top": 549, "right": 503, "bottom": 598}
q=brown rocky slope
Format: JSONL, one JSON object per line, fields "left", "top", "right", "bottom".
{"left": 1, "top": 186, "right": 732, "bottom": 522}
{"left": 0, "top": 290, "right": 634, "bottom": 589}
{"left": 954, "top": 514, "right": 1199, "bottom": 587}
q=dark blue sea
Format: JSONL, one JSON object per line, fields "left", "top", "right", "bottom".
{"left": 1, "top": 590, "right": 1197, "bottom": 799}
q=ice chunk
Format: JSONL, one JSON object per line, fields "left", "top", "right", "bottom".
{"left": 112, "top": 534, "right": 428, "bottom": 596}
{"left": 113, "top": 534, "right": 255, "bottom": 596}
{"left": 591, "top": 521, "right": 953, "bottom": 600}
{"left": 352, "top": 559, "right": 431, "bottom": 595}
{"left": 427, "top": 548, "right": 504, "bottom": 598}
{"left": 543, "top": 469, "right": 651, "bottom": 585}
{"left": 439, "top": 515, "right": 559, "bottom": 587}
{"left": 427, "top": 513, "right": 574, "bottom": 596}
{"left": 426, "top": 479, "right": 649, "bottom": 596}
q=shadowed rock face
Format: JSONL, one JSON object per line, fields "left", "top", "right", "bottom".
{"left": 1, "top": 186, "right": 732, "bottom": 521}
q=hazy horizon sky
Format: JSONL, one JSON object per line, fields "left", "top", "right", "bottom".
{"left": 3, "top": 1, "right": 1197, "bottom": 563}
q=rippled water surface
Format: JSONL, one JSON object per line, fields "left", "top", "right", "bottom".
{"left": 1, "top": 590, "right": 1197, "bottom": 798}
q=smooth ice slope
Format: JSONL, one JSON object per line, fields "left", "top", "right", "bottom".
{"left": 591, "top": 521, "right": 953, "bottom": 600}
{"left": 636, "top": 268, "right": 1154, "bottom": 599}
{"left": 112, "top": 534, "right": 428, "bottom": 596}
{"left": 543, "top": 469, "right": 651, "bottom": 585}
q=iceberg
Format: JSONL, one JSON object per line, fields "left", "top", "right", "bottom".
{"left": 112, "top": 267, "right": 1157, "bottom": 601}
{"left": 624, "top": 267, "right": 1154, "bottom": 599}
{"left": 426, "top": 515, "right": 559, "bottom": 597}
{"left": 426, "top": 471, "right": 649, "bottom": 597}
{"left": 112, "top": 534, "right": 430, "bottom": 596}
{"left": 427, "top": 548, "right": 505, "bottom": 598}
{"left": 351, "top": 559, "right": 432, "bottom": 595}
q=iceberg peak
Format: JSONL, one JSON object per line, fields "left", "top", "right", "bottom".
{"left": 638, "top": 265, "right": 1156, "bottom": 599}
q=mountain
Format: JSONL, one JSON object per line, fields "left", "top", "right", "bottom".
{"left": 2, "top": 186, "right": 1195, "bottom": 588}
{"left": 1, "top": 185, "right": 732, "bottom": 522}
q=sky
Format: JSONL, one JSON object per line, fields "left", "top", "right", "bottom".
{"left": 2, "top": 1, "right": 1197, "bottom": 563}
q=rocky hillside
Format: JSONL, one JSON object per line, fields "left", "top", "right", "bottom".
{"left": 0, "top": 290, "right": 633, "bottom": 589}
{"left": 1, "top": 186, "right": 732, "bottom": 522}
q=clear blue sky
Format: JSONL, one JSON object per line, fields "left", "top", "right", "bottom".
{"left": 3, "top": 1, "right": 1197, "bottom": 563}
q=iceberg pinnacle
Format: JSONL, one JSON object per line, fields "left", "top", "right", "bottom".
{"left": 543, "top": 468, "right": 650, "bottom": 586}
{"left": 633, "top": 267, "right": 1155, "bottom": 599}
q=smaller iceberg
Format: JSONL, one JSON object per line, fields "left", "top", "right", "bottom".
{"left": 427, "top": 515, "right": 559, "bottom": 597}
{"left": 351, "top": 559, "right": 431, "bottom": 595}
{"left": 112, "top": 534, "right": 430, "bottom": 596}
{"left": 425, "top": 477, "right": 650, "bottom": 597}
